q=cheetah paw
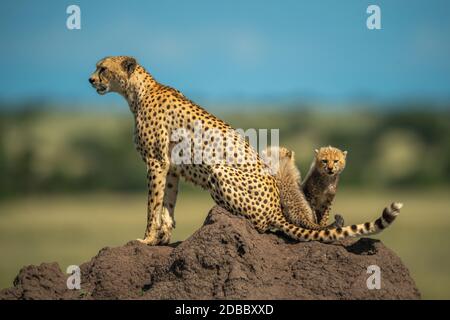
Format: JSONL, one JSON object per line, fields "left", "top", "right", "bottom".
{"left": 136, "top": 237, "right": 159, "bottom": 246}
{"left": 333, "top": 214, "right": 345, "bottom": 228}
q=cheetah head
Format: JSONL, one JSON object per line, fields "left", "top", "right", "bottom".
{"left": 314, "top": 146, "right": 347, "bottom": 176}
{"left": 89, "top": 56, "right": 137, "bottom": 95}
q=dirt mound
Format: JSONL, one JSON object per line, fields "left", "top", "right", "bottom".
{"left": 0, "top": 206, "right": 420, "bottom": 300}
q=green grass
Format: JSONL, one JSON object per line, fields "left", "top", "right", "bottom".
{"left": 0, "top": 189, "right": 449, "bottom": 299}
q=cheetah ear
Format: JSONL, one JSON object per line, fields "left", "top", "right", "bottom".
{"left": 284, "top": 149, "right": 293, "bottom": 159}
{"left": 314, "top": 149, "right": 319, "bottom": 155}
{"left": 289, "top": 150, "right": 295, "bottom": 160}
{"left": 122, "top": 57, "right": 137, "bottom": 76}
{"left": 343, "top": 151, "right": 348, "bottom": 157}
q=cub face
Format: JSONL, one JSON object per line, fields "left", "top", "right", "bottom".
{"left": 88, "top": 56, "right": 137, "bottom": 95}
{"left": 314, "top": 146, "right": 347, "bottom": 176}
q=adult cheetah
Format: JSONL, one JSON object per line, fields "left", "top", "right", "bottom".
{"left": 89, "top": 56, "right": 402, "bottom": 245}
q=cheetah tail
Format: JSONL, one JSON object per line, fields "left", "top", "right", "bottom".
{"left": 272, "top": 202, "right": 403, "bottom": 242}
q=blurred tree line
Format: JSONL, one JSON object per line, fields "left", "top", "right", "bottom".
{"left": 0, "top": 105, "right": 449, "bottom": 199}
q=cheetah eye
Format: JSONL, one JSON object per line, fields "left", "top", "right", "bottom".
{"left": 334, "top": 160, "right": 339, "bottom": 163}
{"left": 321, "top": 160, "right": 327, "bottom": 164}
{"left": 99, "top": 67, "right": 106, "bottom": 75}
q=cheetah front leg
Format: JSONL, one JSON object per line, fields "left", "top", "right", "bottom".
{"left": 137, "top": 159, "right": 170, "bottom": 245}
{"left": 161, "top": 169, "right": 180, "bottom": 236}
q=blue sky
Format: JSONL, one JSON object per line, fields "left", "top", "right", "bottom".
{"left": 1, "top": 0, "right": 450, "bottom": 107}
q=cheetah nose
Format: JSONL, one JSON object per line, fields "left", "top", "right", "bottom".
{"left": 89, "top": 77, "right": 95, "bottom": 84}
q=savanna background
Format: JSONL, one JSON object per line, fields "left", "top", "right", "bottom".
{"left": 1, "top": 0, "right": 449, "bottom": 299}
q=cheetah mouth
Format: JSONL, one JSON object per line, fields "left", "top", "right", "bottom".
{"left": 94, "top": 84, "right": 108, "bottom": 95}
{"left": 90, "top": 82, "right": 107, "bottom": 94}
{"left": 96, "top": 87, "right": 108, "bottom": 95}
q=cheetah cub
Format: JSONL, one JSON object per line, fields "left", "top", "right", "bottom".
{"left": 263, "top": 146, "right": 343, "bottom": 230}
{"left": 302, "top": 146, "right": 346, "bottom": 228}
{"left": 265, "top": 145, "right": 403, "bottom": 241}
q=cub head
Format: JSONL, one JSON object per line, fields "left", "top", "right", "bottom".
{"left": 314, "top": 146, "right": 347, "bottom": 176}
{"left": 262, "top": 146, "right": 297, "bottom": 178}
{"left": 263, "top": 146, "right": 294, "bottom": 161}
{"left": 277, "top": 146, "right": 295, "bottom": 161}
{"left": 89, "top": 56, "right": 137, "bottom": 95}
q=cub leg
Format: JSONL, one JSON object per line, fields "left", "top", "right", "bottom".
{"left": 317, "top": 205, "right": 332, "bottom": 227}
{"left": 316, "top": 203, "right": 345, "bottom": 229}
